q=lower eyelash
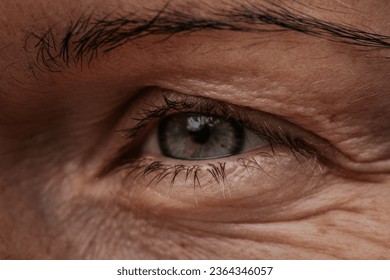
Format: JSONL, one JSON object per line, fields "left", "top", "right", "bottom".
{"left": 122, "top": 158, "right": 221, "bottom": 189}
{"left": 238, "top": 154, "right": 276, "bottom": 179}
{"left": 119, "top": 153, "right": 280, "bottom": 190}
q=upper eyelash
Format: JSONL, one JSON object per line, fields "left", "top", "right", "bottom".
{"left": 123, "top": 95, "right": 318, "bottom": 157}
{"left": 124, "top": 96, "right": 196, "bottom": 139}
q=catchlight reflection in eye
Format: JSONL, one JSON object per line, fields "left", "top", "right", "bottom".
{"left": 157, "top": 113, "right": 267, "bottom": 160}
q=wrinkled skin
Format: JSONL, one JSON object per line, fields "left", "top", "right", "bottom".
{"left": 0, "top": 0, "right": 389, "bottom": 259}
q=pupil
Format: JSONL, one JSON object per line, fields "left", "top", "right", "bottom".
{"left": 188, "top": 125, "right": 210, "bottom": 144}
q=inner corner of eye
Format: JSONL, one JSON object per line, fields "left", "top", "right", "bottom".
{"left": 142, "top": 112, "right": 268, "bottom": 161}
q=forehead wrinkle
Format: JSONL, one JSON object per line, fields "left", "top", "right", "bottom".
{"left": 25, "top": 0, "right": 390, "bottom": 73}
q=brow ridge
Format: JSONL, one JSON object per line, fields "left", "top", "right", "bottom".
{"left": 26, "top": 1, "right": 390, "bottom": 72}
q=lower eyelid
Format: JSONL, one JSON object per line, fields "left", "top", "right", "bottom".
{"left": 114, "top": 149, "right": 325, "bottom": 213}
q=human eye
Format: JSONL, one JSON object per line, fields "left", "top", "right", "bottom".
{"left": 98, "top": 89, "right": 327, "bottom": 223}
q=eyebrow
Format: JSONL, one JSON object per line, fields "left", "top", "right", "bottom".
{"left": 27, "top": 1, "right": 390, "bottom": 72}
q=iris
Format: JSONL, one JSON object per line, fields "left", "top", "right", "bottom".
{"left": 158, "top": 113, "right": 245, "bottom": 160}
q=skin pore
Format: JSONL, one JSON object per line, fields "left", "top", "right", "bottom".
{"left": 0, "top": 0, "right": 389, "bottom": 259}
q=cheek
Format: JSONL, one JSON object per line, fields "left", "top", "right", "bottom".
{"left": 39, "top": 166, "right": 390, "bottom": 259}
{"left": 0, "top": 178, "right": 66, "bottom": 259}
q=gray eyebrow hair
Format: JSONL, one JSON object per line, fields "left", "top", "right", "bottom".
{"left": 26, "top": 1, "right": 390, "bottom": 72}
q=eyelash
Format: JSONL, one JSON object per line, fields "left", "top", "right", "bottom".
{"left": 100, "top": 94, "right": 319, "bottom": 187}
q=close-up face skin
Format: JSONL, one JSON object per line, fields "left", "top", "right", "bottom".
{"left": 0, "top": 0, "right": 389, "bottom": 259}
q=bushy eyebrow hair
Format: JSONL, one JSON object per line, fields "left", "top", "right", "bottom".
{"left": 26, "top": 1, "right": 390, "bottom": 72}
